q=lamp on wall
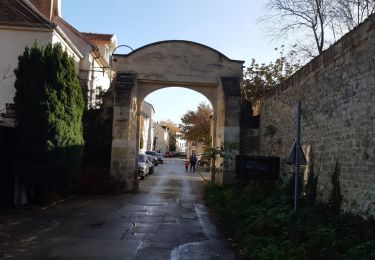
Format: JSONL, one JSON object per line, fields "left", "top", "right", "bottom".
{"left": 110, "top": 44, "right": 134, "bottom": 67}
{"left": 109, "top": 44, "right": 134, "bottom": 84}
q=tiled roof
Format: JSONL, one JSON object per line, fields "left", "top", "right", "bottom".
{"left": 53, "top": 16, "right": 97, "bottom": 50}
{"left": 81, "top": 32, "right": 114, "bottom": 42}
{"left": 29, "top": 0, "right": 52, "bottom": 19}
{"left": 0, "top": 0, "right": 54, "bottom": 28}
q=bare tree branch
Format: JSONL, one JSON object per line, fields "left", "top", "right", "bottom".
{"left": 260, "top": 0, "right": 374, "bottom": 61}
{"left": 0, "top": 65, "right": 14, "bottom": 86}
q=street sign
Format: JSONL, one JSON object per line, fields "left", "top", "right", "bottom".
{"left": 286, "top": 141, "right": 307, "bottom": 165}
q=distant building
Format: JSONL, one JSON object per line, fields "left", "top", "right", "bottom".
{"left": 187, "top": 141, "right": 205, "bottom": 157}
{"left": 176, "top": 131, "right": 187, "bottom": 154}
{"left": 153, "top": 123, "right": 169, "bottom": 155}
{"left": 139, "top": 101, "right": 155, "bottom": 153}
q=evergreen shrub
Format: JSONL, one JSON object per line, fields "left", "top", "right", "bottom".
{"left": 14, "top": 43, "right": 84, "bottom": 197}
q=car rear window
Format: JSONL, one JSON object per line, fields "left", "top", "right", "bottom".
{"left": 138, "top": 154, "right": 146, "bottom": 162}
{"left": 145, "top": 151, "right": 157, "bottom": 156}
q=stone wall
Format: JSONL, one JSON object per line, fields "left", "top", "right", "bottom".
{"left": 112, "top": 41, "right": 244, "bottom": 187}
{"left": 257, "top": 15, "right": 375, "bottom": 217}
{"left": 110, "top": 73, "right": 139, "bottom": 193}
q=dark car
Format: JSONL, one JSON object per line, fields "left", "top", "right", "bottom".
{"left": 145, "top": 150, "right": 158, "bottom": 166}
{"left": 157, "top": 153, "right": 164, "bottom": 164}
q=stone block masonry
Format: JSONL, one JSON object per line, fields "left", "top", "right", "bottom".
{"left": 257, "top": 14, "right": 375, "bottom": 217}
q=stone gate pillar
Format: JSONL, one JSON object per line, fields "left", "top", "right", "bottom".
{"left": 216, "top": 77, "right": 241, "bottom": 184}
{"left": 110, "top": 73, "right": 139, "bottom": 193}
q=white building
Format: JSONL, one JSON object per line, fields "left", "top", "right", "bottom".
{"left": 139, "top": 101, "right": 155, "bottom": 153}
{"left": 53, "top": 24, "right": 116, "bottom": 108}
{"left": 153, "top": 123, "right": 169, "bottom": 155}
{"left": 0, "top": 0, "right": 116, "bottom": 127}
{"left": 176, "top": 131, "right": 187, "bottom": 154}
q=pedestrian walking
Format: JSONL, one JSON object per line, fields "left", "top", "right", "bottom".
{"left": 189, "top": 153, "right": 197, "bottom": 173}
{"left": 184, "top": 159, "right": 189, "bottom": 172}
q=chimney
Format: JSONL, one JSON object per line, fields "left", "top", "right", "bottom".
{"left": 53, "top": 0, "right": 61, "bottom": 17}
{"left": 29, "top": 0, "right": 61, "bottom": 20}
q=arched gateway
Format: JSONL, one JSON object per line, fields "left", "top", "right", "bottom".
{"left": 110, "top": 40, "right": 244, "bottom": 192}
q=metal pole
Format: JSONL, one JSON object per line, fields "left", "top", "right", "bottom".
{"left": 294, "top": 101, "right": 301, "bottom": 211}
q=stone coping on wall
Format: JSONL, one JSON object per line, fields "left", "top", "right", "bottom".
{"left": 262, "top": 13, "right": 374, "bottom": 100}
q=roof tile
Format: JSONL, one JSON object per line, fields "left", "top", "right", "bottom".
{"left": 0, "top": 0, "right": 54, "bottom": 28}
{"left": 81, "top": 32, "right": 114, "bottom": 42}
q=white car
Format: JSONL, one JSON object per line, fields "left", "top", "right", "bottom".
{"left": 146, "top": 155, "right": 155, "bottom": 174}
{"left": 138, "top": 154, "right": 149, "bottom": 178}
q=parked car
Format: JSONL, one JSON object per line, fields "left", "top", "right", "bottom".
{"left": 145, "top": 150, "right": 158, "bottom": 166}
{"left": 138, "top": 153, "right": 149, "bottom": 178}
{"left": 197, "top": 153, "right": 208, "bottom": 166}
{"left": 146, "top": 155, "right": 154, "bottom": 174}
{"left": 179, "top": 152, "right": 187, "bottom": 159}
{"left": 165, "top": 151, "right": 179, "bottom": 157}
{"left": 157, "top": 153, "right": 164, "bottom": 164}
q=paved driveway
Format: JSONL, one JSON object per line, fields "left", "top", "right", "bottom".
{"left": 0, "top": 158, "right": 235, "bottom": 259}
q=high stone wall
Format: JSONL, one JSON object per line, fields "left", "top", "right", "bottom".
{"left": 257, "top": 14, "right": 375, "bottom": 217}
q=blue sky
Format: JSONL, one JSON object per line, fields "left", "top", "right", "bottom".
{"left": 62, "top": 0, "right": 280, "bottom": 124}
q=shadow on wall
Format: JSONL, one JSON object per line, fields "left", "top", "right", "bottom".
{"left": 0, "top": 127, "right": 17, "bottom": 208}
{"left": 240, "top": 100, "right": 260, "bottom": 155}
{"left": 81, "top": 90, "right": 114, "bottom": 195}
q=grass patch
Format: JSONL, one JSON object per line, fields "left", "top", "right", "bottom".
{"left": 203, "top": 183, "right": 375, "bottom": 259}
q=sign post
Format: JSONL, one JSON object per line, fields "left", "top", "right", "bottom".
{"left": 295, "top": 101, "right": 301, "bottom": 211}
{"left": 286, "top": 101, "right": 306, "bottom": 211}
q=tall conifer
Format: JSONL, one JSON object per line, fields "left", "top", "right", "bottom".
{"left": 14, "top": 43, "right": 84, "bottom": 198}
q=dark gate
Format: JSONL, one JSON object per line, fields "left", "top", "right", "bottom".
{"left": 0, "top": 127, "right": 17, "bottom": 208}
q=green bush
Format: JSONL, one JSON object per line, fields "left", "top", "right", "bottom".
{"left": 204, "top": 183, "right": 375, "bottom": 259}
{"left": 14, "top": 43, "right": 84, "bottom": 199}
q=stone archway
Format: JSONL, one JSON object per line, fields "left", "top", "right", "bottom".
{"left": 110, "top": 40, "right": 244, "bottom": 192}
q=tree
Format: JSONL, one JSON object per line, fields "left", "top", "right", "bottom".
{"left": 263, "top": 0, "right": 333, "bottom": 56}
{"left": 179, "top": 102, "right": 212, "bottom": 146}
{"left": 169, "top": 134, "right": 177, "bottom": 151}
{"left": 14, "top": 43, "right": 84, "bottom": 201}
{"left": 0, "top": 66, "right": 13, "bottom": 87}
{"left": 242, "top": 46, "right": 300, "bottom": 102}
{"left": 331, "top": 0, "right": 375, "bottom": 36}
{"left": 160, "top": 119, "right": 179, "bottom": 133}
{"left": 262, "top": 0, "right": 374, "bottom": 58}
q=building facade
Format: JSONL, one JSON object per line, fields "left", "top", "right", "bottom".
{"left": 0, "top": 0, "right": 116, "bottom": 128}
{"left": 176, "top": 131, "right": 187, "bottom": 154}
{"left": 139, "top": 101, "right": 155, "bottom": 153}
{"left": 187, "top": 141, "right": 205, "bottom": 157}
{"left": 0, "top": 0, "right": 116, "bottom": 207}
{"left": 153, "top": 123, "right": 169, "bottom": 155}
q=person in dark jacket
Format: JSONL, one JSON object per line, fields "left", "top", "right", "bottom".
{"left": 189, "top": 153, "right": 197, "bottom": 173}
